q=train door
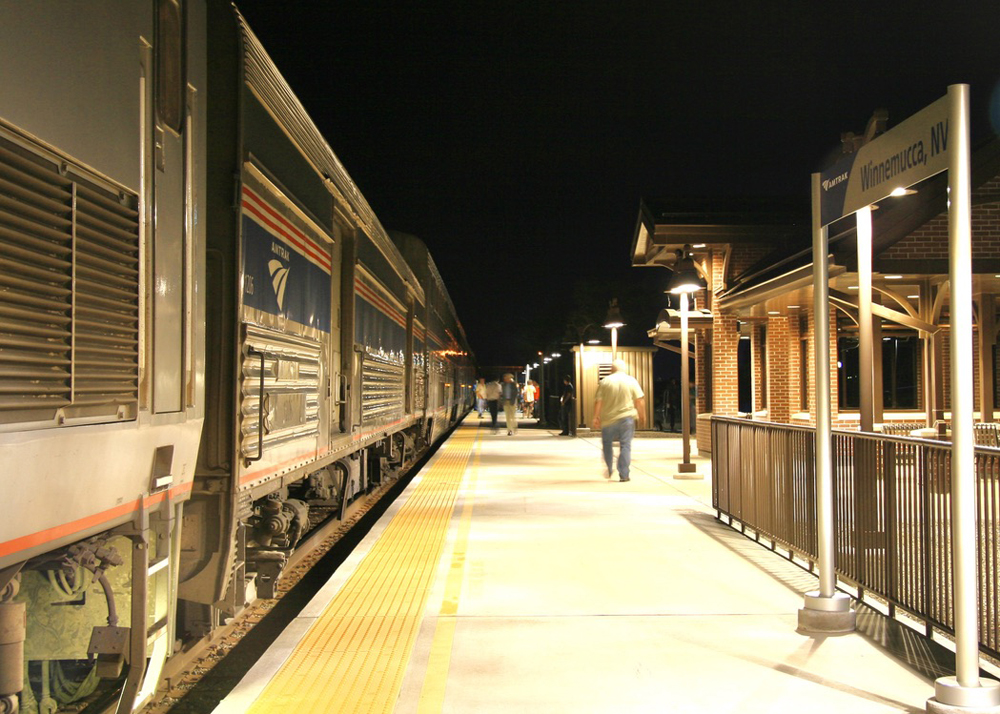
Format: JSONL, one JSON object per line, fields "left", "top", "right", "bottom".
{"left": 236, "top": 165, "right": 335, "bottom": 486}
{"left": 150, "top": 0, "right": 193, "bottom": 414}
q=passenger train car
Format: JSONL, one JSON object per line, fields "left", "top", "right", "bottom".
{"left": 0, "top": 2, "right": 474, "bottom": 712}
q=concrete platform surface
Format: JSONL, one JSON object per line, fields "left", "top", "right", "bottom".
{"left": 223, "top": 419, "right": 952, "bottom": 713}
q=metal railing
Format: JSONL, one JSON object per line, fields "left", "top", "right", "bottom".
{"left": 712, "top": 415, "right": 1000, "bottom": 659}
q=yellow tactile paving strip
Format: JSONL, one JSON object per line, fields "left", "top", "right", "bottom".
{"left": 248, "top": 425, "right": 480, "bottom": 714}
{"left": 416, "top": 427, "right": 480, "bottom": 713}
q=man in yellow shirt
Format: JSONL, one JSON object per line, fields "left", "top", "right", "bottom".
{"left": 591, "top": 360, "right": 645, "bottom": 481}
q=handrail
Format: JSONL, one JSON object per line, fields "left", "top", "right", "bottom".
{"left": 246, "top": 346, "right": 266, "bottom": 464}
{"left": 711, "top": 415, "right": 1000, "bottom": 661}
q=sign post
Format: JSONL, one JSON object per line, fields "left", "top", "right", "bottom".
{"left": 804, "top": 84, "right": 999, "bottom": 712}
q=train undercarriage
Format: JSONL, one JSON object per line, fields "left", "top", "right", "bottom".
{"left": 2, "top": 425, "right": 425, "bottom": 714}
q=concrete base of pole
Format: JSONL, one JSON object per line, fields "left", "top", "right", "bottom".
{"left": 674, "top": 462, "right": 702, "bottom": 480}
{"left": 927, "top": 677, "right": 1000, "bottom": 712}
{"left": 797, "top": 591, "right": 856, "bottom": 634}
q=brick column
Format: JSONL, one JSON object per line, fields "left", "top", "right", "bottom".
{"left": 767, "top": 316, "right": 792, "bottom": 423}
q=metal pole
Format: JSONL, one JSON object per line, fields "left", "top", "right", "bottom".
{"left": 812, "top": 174, "right": 835, "bottom": 599}
{"left": 857, "top": 205, "right": 875, "bottom": 433}
{"left": 681, "top": 292, "right": 691, "bottom": 465}
{"left": 929, "top": 81, "right": 1000, "bottom": 714}
{"left": 947, "top": 82, "right": 978, "bottom": 690}
{"left": 798, "top": 172, "right": 852, "bottom": 632}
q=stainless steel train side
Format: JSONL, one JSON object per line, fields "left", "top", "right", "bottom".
{"left": 0, "top": 1, "right": 208, "bottom": 711}
{"left": 0, "top": 3, "right": 473, "bottom": 712}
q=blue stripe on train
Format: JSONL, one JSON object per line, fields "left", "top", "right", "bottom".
{"left": 241, "top": 215, "right": 332, "bottom": 333}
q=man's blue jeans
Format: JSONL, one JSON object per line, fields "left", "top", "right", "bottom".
{"left": 601, "top": 416, "right": 635, "bottom": 479}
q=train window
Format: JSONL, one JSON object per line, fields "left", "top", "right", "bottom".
{"left": 157, "top": 0, "right": 184, "bottom": 133}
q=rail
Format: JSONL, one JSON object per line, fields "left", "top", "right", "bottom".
{"left": 711, "top": 415, "right": 1000, "bottom": 660}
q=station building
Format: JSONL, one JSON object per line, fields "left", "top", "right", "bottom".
{"left": 633, "top": 135, "right": 1000, "bottom": 454}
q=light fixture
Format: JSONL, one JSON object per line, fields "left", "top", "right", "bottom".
{"left": 885, "top": 275, "right": 903, "bottom": 280}
{"left": 587, "top": 339, "right": 600, "bottom": 345}
{"left": 890, "top": 186, "right": 917, "bottom": 197}
{"left": 543, "top": 357, "right": 551, "bottom": 363}
{"left": 788, "top": 305, "right": 800, "bottom": 309}
{"left": 768, "top": 311, "right": 780, "bottom": 315}
{"left": 668, "top": 245, "right": 704, "bottom": 294}
{"left": 907, "top": 295, "right": 919, "bottom": 299}
{"left": 551, "top": 352, "right": 561, "bottom": 358}
{"left": 603, "top": 298, "right": 624, "bottom": 329}
{"left": 848, "top": 285, "right": 859, "bottom": 290}
{"left": 691, "top": 243, "right": 706, "bottom": 249}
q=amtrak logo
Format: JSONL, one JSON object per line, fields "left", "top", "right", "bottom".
{"left": 822, "top": 172, "right": 849, "bottom": 192}
{"left": 268, "top": 260, "right": 289, "bottom": 311}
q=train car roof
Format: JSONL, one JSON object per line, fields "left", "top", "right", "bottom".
{"left": 234, "top": 4, "right": 423, "bottom": 304}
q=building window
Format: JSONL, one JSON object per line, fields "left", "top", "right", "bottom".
{"left": 838, "top": 333, "right": 919, "bottom": 409}
{"left": 799, "top": 336, "right": 809, "bottom": 411}
{"left": 703, "top": 342, "right": 713, "bottom": 412}
{"left": 758, "top": 325, "right": 767, "bottom": 411}
{"left": 882, "top": 335, "right": 918, "bottom": 408}
{"left": 738, "top": 335, "right": 752, "bottom": 413}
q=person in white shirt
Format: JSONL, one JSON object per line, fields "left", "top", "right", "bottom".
{"left": 475, "top": 378, "right": 487, "bottom": 417}
{"left": 522, "top": 381, "right": 536, "bottom": 418}
{"left": 591, "top": 360, "right": 645, "bottom": 481}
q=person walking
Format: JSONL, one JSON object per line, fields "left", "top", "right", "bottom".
{"left": 522, "top": 380, "right": 536, "bottom": 419}
{"left": 484, "top": 378, "right": 502, "bottom": 433}
{"left": 558, "top": 375, "right": 576, "bottom": 436}
{"left": 500, "top": 373, "right": 519, "bottom": 435}
{"left": 591, "top": 359, "right": 645, "bottom": 481}
{"left": 475, "top": 377, "right": 487, "bottom": 418}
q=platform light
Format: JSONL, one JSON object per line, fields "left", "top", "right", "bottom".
{"left": 667, "top": 246, "right": 703, "bottom": 294}
{"left": 890, "top": 186, "right": 917, "bottom": 197}
{"left": 788, "top": 305, "right": 800, "bottom": 309}
{"left": 768, "top": 311, "right": 780, "bottom": 315}
{"left": 587, "top": 339, "right": 600, "bottom": 345}
{"left": 602, "top": 299, "right": 624, "bottom": 329}
{"left": 885, "top": 275, "right": 903, "bottom": 280}
{"left": 667, "top": 245, "right": 703, "bottom": 481}
{"left": 604, "top": 298, "right": 625, "bottom": 362}
{"left": 551, "top": 352, "right": 561, "bottom": 358}
{"left": 543, "top": 357, "right": 551, "bottom": 363}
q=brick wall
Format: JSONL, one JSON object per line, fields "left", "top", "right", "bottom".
{"left": 882, "top": 177, "right": 1000, "bottom": 262}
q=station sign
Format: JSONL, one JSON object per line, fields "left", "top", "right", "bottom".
{"left": 819, "top": 94, "right": 951, "bottom": 227}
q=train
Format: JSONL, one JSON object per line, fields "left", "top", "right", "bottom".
{"left": 0, "top": 2, "right": 475, "bottom": 712}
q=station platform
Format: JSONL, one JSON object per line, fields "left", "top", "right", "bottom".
{"left": 214, "top": 417, "right": 950, "bottom": 713}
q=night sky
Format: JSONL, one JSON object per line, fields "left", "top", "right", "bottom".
{"left": 233, "top": 0, "right": 999, "bottom": 368}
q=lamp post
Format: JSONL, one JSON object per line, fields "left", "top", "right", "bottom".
{"left": 668, "top": 246, "right": 702, "bottom": 479}
{"left": 603, "top": 299, "right": 624, "bottom": 362}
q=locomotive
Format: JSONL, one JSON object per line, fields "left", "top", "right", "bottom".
{"left": 0, "top": 2, "right": 474, "bottom": 712}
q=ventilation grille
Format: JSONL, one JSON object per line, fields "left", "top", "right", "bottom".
{"left": 361, "top": 351, "right": 404, "bottom": 424}
{"left": 0, "top": 135, "right": 139, "bottom": 427}
{"left": 240, "top": 327, "right": 321, "bottom": 459}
